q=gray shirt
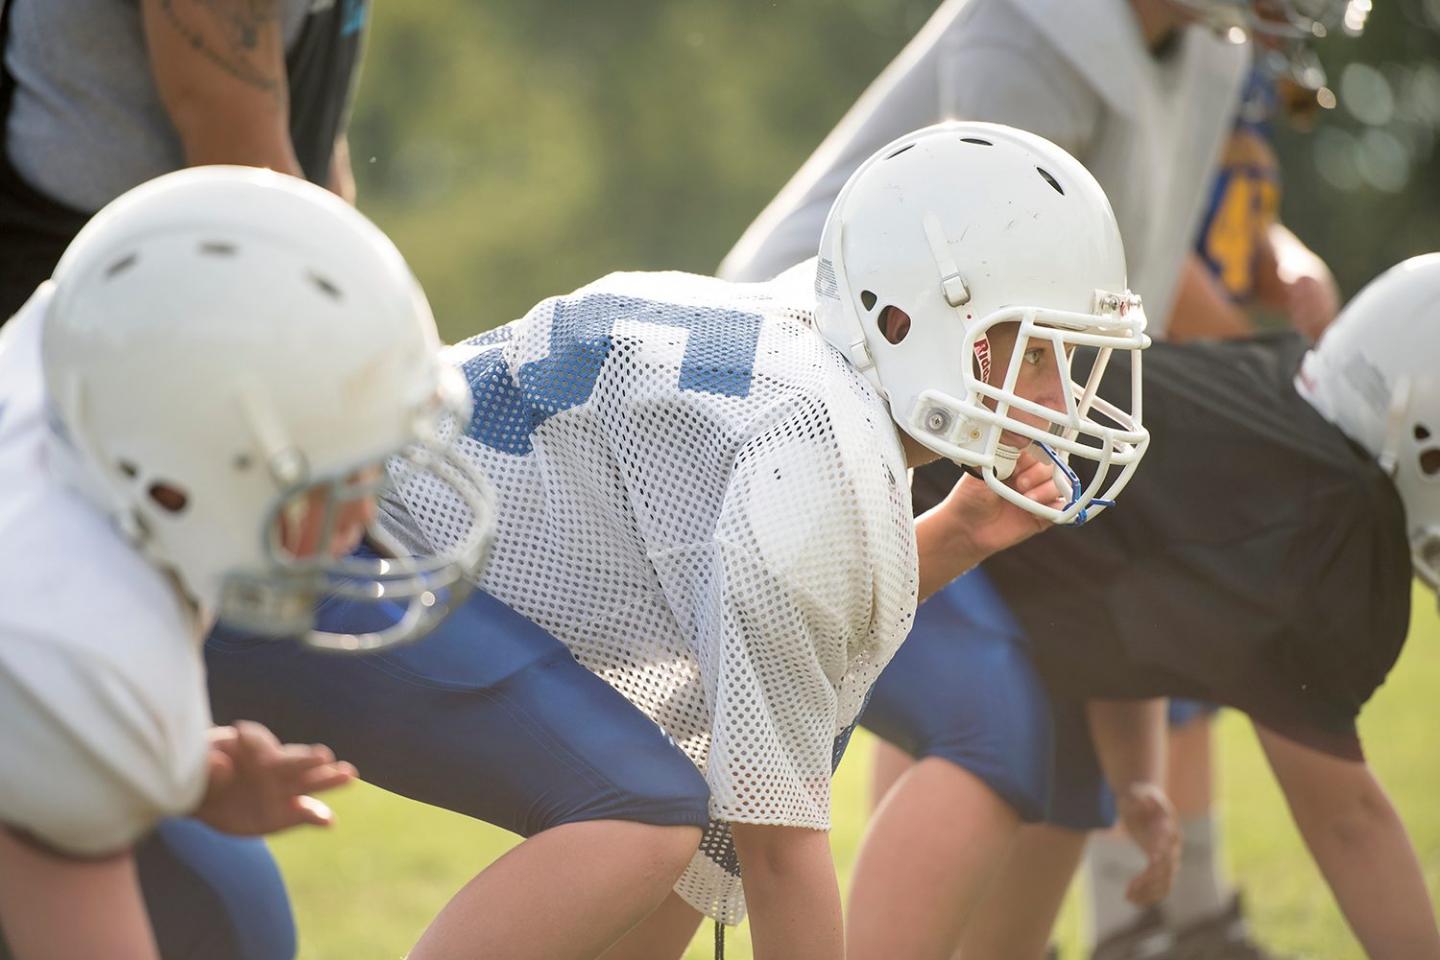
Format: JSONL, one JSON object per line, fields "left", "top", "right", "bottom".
{"left": 4, "top": 0, "right": 310, "bottom": 213}
{"left": 718, "top": 0, "right": 1251, "bottom": 336}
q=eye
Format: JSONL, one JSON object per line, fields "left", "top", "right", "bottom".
{"left": 1023, "top": 347, "right": 1045, "bottom": 366}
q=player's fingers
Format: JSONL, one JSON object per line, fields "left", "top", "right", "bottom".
{"left": 299, "top": 762, "right": 357, "bottom": 795}
{"left": 294, "top": 794, "right": 335, "bottom": 827}
{"left": 1023, "top": 478, "right": 1063, "bottom": 508}
{"left": 305, "top": 743, "right": 335, "bottom": 765}
{"left": 1127, "top": 844, "right": 1175, "bottom": 905}
{"left": 234, "top": 720, "right": 283, "bottom": 758}
{"left": 205, "top": 746, "right": 236, "bottom": 788}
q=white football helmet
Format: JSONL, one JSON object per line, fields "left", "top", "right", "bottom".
{"left": 815, "top": 122, "right": 1150, "bottom": 525}
{"left": 1296, "top": 254, "right": 1440, "bottom": 606}
{"left": 1172, "top": 1, "right": 1369, "bottom": 93}
{"left": 43, "top": 166, "right": 493, "bottom": 651}
{"left": 1170, "top": 0, "right": 1370, "bottom": 39}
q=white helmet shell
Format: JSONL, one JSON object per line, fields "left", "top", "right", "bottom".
{"left": 1169, "top": 0, "right": 1369, "bottom": 39}
{"left": 815, "top": 122, "right": 1150, "bottom": 524}
{"left": 1296, "top": 254, "right": 1440, "bottom": 599}
{"left": 43, "top": 166, "right": 493, "bottom": 650}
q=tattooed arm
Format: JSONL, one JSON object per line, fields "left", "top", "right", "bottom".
{"left": 141, "top": 0, "right": 303, "bottom": 177}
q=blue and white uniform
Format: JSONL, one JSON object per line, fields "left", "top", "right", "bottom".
{"left": 380, "top": 268, "right": 919, "bottom": 923}
{"left": 0, "top": 290, "right": 295, "bottom": 960}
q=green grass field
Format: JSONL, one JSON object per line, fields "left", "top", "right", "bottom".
{"left": 272, "top": 586, "right": 1440, "bottom": 959}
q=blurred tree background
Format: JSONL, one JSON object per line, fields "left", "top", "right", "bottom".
{"left": 346, "top": 0, "right": 1440, "bottom": 343}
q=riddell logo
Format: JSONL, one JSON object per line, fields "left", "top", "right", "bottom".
{"left": 973, "top": 337, "right": 992, "bottom": 384}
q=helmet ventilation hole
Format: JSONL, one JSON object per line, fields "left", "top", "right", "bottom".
{"left": 199, "top": 241, "right": 237, "bottom": 257}
{"left": 104, "top": 254, "right": 138, "bottom": 279}
{"left": 878, "top": 305, "right": 910, "bottom": 345}
{"left": 886, "top": 144, "right": 916, "bottom": 160}
{"left": 960, "top": 137, "right": 993, "bottom": 146}
{"left": 1416, "top": 424, "right": 1432, "bottom": 441}
{"left": 147, "top": 482, "right": 189, "bottom": 514}
{"left": 309, "top": 272, "right": 343, "bottom": 301}
{"left": 1421, "top": 449, "right": 1440, "bottom": 478}
{"left": 860, "top": 290, "right": 878, "bottom": 311}
{"left": 1037, "top": 167, "right": 1064, "bottom": 195}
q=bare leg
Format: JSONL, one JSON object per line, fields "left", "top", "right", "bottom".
{"left": 1166, "top": 715, "right": 1215, "bottom": 819}
{"left": 848, "top": 756, "right": 1022, "bottom": 960}
{"left": 1257, "top": 723, "right": 1440, "bottom": 960}
{"left": 598, "top": 890, "right": 705, "bottom": 960}
{"left": 408, "top": 820, "right": 700, "bottom": 960}
{"left": 871, "top": 738, "right": 915, "bottom": 811}
{"left": 959, "top": 824, "right": 1086, "bottom": 960}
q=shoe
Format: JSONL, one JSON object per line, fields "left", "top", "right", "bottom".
{"left": 1169, "top": 895, "right": 1299, "bottom": 960}
{"left": 1091, "top": 907, "right": 1174, "bottom": 960}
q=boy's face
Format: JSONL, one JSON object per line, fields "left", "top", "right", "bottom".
{"left": 276, "top": 466, "right": 383, "bottom": 562}
{"left": 980, "top": 322, "right": 1069, "bottom": 449}
{"left": 877, "top": 309, "right": 1068, "bottom": 451}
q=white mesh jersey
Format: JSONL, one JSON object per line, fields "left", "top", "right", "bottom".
{"left": 0, "top": 289, "right": 210, "bottom": 857}
{"left": 387, "top": 268, "right": 918, "bottom": 922}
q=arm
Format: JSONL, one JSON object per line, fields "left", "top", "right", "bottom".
{"left": 140, "top": 0, "right": 303, "bottom": 176}
{"left": 1167, "top": 253, "right": 1255, "bottom": 343}
{"left": 731, "top": 824, "right": 843, "bottom": 960}
{"left": 1086, "top": 698, "right": 1179, "bottom": 906}
{"left": 915, "top": 450, "right": 1062, "bottom": 602}
{"left": 1256, "top": 723, "right": 1440, "bottom": 959}
{"left": 719, "top": 8, "right": 1099, "bottom": 282}
{"left": 327, "top": 134, "right": 357, "bottom": 205}
{"left": 0, "top": 829, "right": 158, "bottom": 960}
{"left": 1253, "top": 223, "right": 1340, "bottom": 342}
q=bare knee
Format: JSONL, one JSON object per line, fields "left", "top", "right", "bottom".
{"left": 1319, "top": 783, "right": 1394, "bottom": 849}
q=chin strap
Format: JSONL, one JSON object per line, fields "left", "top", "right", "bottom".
{"left": 1036, "top": 441, "right": 1113, "bottom": 526}
{"left": 993, "top": 442, "right": 1019, "bottom": 481}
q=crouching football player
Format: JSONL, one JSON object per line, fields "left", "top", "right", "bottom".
{"left": 857, "top": 255, "right": 1440, "bottom": 960}
{"left": 208, "top": 120, "right": 1151, "bottom": 960}
{"left": 0, "top": 167, "right": 491, "bottom": 960}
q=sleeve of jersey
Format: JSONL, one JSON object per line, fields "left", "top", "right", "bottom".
{"left": 942, "top": 36, "right": 1101, "bottom": 159}
{"left": 0, "top": 633, "right": 209, "bottom": 857}
{"left": 696, "top": 407, "right": 876, "bottom": 831}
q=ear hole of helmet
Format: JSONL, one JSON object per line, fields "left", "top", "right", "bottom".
{"left": 878, "top": 305, "right": 910, "bottom": 345}
{"left": 148, "top": 482, "right": 190, "bottom": 514}
{"left": 1421, "top": 448, "right": 1440, "bottom": 478}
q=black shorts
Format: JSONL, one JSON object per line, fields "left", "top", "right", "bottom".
{"left": 916, "top": 334, "right": 1412, "bottom": 759}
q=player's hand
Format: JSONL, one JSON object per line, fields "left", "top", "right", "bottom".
{"left": 1277, "top": 247, "right": 1340, "bottom": 342}
{"left": 193, "top": 721, "right": 357, "bottom": 836}
{"left": 1116, "top": 781, "right": 1180, "bottom": 906}
{"left": 940, "top": 447, "right": 1064, "bottom": 558}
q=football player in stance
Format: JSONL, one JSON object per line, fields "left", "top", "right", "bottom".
{"left": 0, "top": 167, "right": 491, "bottom": 960}
{"left": 720, "top": 3, "right": 1360, "bottom": 956}
{"left": 853, "top": 256, "right": 1440, "bottom": 960}
{"left": 208, "top": 121, "right": 1151, "bottom": 960}
{"left": 1092, "top": 31, "right": 1357, "bottom": 957}
{"left": 720, "top": 0, "right": 1347, "bottom": 344}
